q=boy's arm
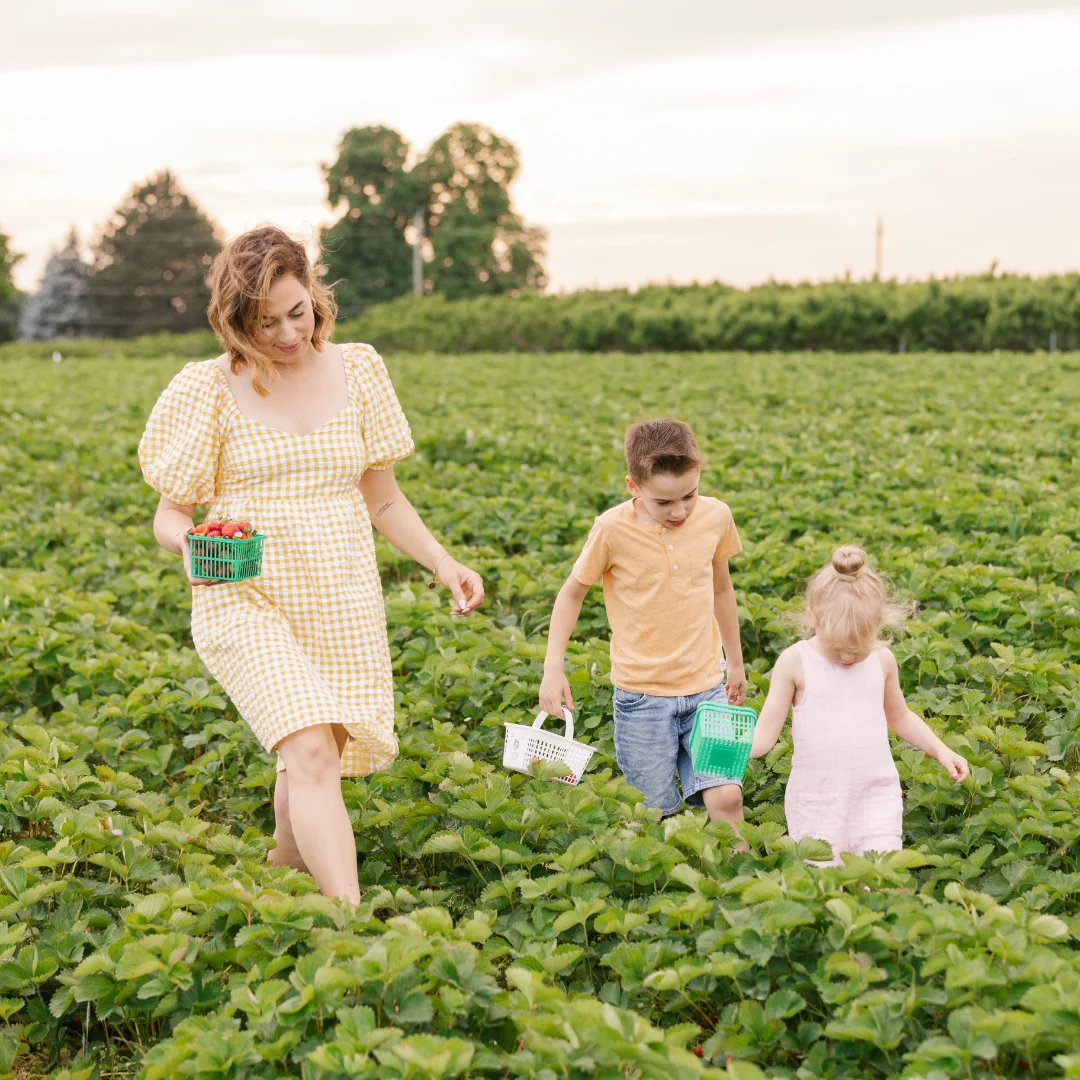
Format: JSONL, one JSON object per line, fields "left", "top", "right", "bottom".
{"left": 881, "top": 649, "right": 968, "bottom": 782}
{"left": 712, "top": 559, "right": 746, "bottom": 705}
{"left": 540, "top": 575, "right": 591, "bottom": 715}
{"left": 750, "top": 647, "right": 797, "bottom": 758}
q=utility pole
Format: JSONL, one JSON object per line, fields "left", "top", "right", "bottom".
{"left": 412, "top": 209, "right": 424, "bottom": 295}
{"left": 874, "top": 216, "right": 884, "bottom": 280}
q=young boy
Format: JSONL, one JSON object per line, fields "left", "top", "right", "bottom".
{"left": 540, "top": 417, "right": 747, "bottom": 827}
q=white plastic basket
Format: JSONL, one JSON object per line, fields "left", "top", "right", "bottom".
{"left": 502, "top": 709, "right": 596, "bottom": 786}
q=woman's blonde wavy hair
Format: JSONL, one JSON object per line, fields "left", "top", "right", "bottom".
{"left": 207, "top": 225, "right": 337, "bottom": 396}
{"left": 797, "top": 545, "right": 917, "bottom": 660}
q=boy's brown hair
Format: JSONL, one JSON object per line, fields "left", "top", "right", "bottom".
{"left": 624, "top": 418, "right": 706, "bottom": 483}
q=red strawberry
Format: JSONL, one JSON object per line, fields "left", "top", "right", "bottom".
{"left": 222, "top": 524, "right": 240, "bottom": 538}
{"left": 693, "top": 1047, "right": 703, "bottom": 1058}
{"left": 206, "top": 529, "right": 223, "bottom": 538}
{"left": 193, "top": 523, "right": 209, "bottom": 536}
{"left": 237, "top": 521, "right": 252, "bottom": 533}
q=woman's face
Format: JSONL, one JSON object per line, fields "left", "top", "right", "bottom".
{"left": 254, "top": 273, "right": 316, "bottom": 360}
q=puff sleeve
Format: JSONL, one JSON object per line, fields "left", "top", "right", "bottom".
{"left": 138, "top": 362, "right": 223, "bottom": 506}
{"left": 354, "top": 343, "right": 415, "bottom": 471}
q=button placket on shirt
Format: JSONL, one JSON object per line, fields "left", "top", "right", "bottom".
{"left": 660, "top": 526, "right": 684, "bottom": 579}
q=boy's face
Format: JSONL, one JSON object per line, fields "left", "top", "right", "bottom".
{"left": 626, "top": 469, "right": 701, "bottom": 528}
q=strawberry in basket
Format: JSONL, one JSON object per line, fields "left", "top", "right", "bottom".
{"left": 190, "top": 520, "right": 256, "bottom": 540}
{"left": 185, "top": 520, "right": 264, "bottom": 582}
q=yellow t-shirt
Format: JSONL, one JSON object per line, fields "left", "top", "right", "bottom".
{"left": 571, "top": 496, "right": 742, "bottom": 696}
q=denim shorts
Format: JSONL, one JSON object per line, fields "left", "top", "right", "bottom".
{"left": 613, "top": 681, "right": 741, "bottom": 817}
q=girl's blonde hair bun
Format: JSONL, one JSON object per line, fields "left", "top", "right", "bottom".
{"left": 831, "top": 545, "right": 867, "bottom": 578}
{"left": 798, "top": 544, "right": 917, "bottom": 656}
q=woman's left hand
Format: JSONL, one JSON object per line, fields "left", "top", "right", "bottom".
{"left": 437, "top": 557, "right": 485, "bottom": 615}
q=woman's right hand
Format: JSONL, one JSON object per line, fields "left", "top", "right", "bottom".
{"left": 539, "top": 669, "right": 574, "bottom": 717}
{"left": 179, "top": 532, "right": 230, "bottom": 587}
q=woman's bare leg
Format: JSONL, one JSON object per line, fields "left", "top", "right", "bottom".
{"left": 266, "top": 771, "right": 309, "bottom": 874}
{"left": 275, "top": 724, "right": 360, "bottom": 903}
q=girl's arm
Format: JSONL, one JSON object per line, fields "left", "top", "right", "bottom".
{"left": 539, "top": 575, "right": 590, "bottom": 715}
{"left": 713, "top": 559, "right": 746, "bottom": 705}
{"left": 750, "top": 647, "right": 798, "bottom": 758}
{"left": 359, "top": 467, "right": 484, "bottom": 615}
{"left": 880, "top": 649, "right": 968, "bottom": 782}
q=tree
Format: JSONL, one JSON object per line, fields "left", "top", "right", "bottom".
{"left": 320, "top": 122, "right": 546, "bottom": 310}
{"left": 0, "top": 229, "right": 24, "bottom": 343}
{"left": 319, "top": 126, "right": 425, "bottom": 315}
{"left": 416, "top": 123, "right": 546, "bottom": 299}
{"left": 19, "top": 228, "right": 88, "bottom": 341}
{"left": 86, "top": 170, "right": 222, "bottom": 338}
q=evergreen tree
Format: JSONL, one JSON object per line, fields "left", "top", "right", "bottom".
{"left": 0, "top": 229, "right": 24, "bottom": 343}
{"left": 19, "top": 228, "right": 88, "bottom": 341}
{"left": 86, "top": 170, "right": 222, "bottom": 338}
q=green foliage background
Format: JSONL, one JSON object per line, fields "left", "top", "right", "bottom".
{"left": 336, "top": 274, "right": 1080, "bottom": 354}
{"left": 2, "top": 348, "right": 1080, "bottom": 1079}
{"left": 8, "top": 269, "right": 1078, "bottom": 357}
{"left": 0, "top": 231, "right": 25, "bottom": 344}
{"left": 320, "top": 122, "right": 547, "bottom": 314}
{"left": 84, "top": 170, "right": 221, "bottom": 339}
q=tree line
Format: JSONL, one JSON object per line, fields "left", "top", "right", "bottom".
{"left": 5, "top": 271, "right": 1079, "bottom": 358}
{"left": 2, "top": 122, "right": 546, "bottom": 341}
{"left": 332, "top": 274, "right": 1080, "bottom": 353}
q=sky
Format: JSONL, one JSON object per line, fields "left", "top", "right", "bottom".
{"left": 3, "top": 0, "right": 1080, "bottom": 294}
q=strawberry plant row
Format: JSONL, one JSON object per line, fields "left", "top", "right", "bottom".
{"left": 1, "top": 349, "right": 1078, "bottom": 1079}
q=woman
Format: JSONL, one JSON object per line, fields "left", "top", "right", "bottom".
{"left": 139, "top": 225, "right": 484, "bottom": 903}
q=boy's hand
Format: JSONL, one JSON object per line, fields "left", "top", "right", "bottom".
{"left": 724, "top": 661, "right": 747, "bottom": 706}
{"left": 936, "top": 747, "right": 969, "bottom": 783}
{"left": 539, "top": 670, "right": 574, "bottom": 716}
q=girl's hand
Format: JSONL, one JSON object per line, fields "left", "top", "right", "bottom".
{"left": 937, "top": 747, "right": 969, "bottom": 783}
{"left": 539, "top": 670, "right": 574, "bottom": 716}
{"left": 179, "top": 532, "right": 230, "bottom": 588}
{"left": 724, "top": 661, "right": 748, "bottom": 706}
{"left": 436, "top": 557, "right": 485, "bottom": 616}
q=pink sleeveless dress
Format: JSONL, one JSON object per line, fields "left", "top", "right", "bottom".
{"left": 785, "top": 639, "right": 903, "bottom": 865}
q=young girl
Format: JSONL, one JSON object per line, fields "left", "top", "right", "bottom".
{"left": 751, "top": 546, "right": 968, "bottom": 864}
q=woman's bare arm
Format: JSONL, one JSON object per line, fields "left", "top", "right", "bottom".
{"left": 359, "top": 466, "right": 485, "bottom": 614}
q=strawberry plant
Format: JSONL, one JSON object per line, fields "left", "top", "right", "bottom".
{"left": 1, "top": 346, "right": 1078, "bottom": 1077}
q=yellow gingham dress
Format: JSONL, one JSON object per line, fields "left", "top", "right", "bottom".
{"left": 138, "top": 342, "right": 413, "bottom": 777}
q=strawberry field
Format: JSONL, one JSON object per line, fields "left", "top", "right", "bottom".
{"left": 2, "top": 347, "right": 1080, "bottom": 1080}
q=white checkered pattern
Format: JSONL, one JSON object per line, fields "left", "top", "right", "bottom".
{"left": 138, "top": 342, "right": 414, "bottom": 777}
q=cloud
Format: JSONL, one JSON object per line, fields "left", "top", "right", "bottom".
{"left": 5, "top": 0, "right": 1077, "bottom": 76}
{"left": 4, "top": 2, "right": 1079, "bottom": 292}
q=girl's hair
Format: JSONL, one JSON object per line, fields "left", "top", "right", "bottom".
{"left": 206, "top": 225, "right": 337, "bottom": 396}
{"left": 798, "top": 545, "right": 917, "bottom": 657}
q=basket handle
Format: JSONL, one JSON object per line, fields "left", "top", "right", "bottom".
{"left": 532, "top": 708, "right": 574, "bottom": 742}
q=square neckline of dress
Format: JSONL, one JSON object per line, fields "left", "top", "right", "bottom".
{"left": 210, "top": 344, "right": 355, "bottom": 439}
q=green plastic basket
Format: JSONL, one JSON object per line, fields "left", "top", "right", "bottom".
{"left": 689, "top": 701, "right": 758, "bottom": 780}
{"left": 188, "top": 532, "right": 264, "bottom": 582}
